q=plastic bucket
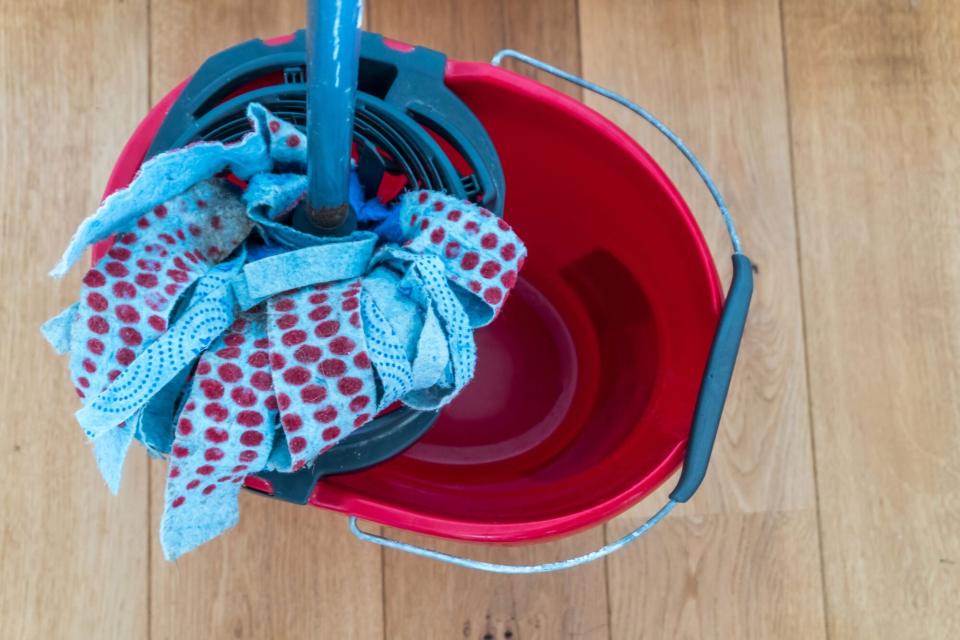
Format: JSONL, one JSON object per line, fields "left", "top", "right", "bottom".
{"left": 99, "top": 35, "right": 752, "bottom": 571}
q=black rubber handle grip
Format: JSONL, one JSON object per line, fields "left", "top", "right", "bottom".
{"left": 670, "top": 253, "right": 754, "bottom": 502}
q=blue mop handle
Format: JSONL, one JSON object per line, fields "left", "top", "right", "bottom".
{"left": 305, "top": 0, "right": 362, "bottom": 229}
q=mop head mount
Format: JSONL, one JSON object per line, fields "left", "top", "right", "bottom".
{"left": 148, "top": 30, "right": 504, "bottom": 214}
{"left": 142, "top": 30, "right": 510, "bottom": 498}
{"left": 43, "top": 103, "right": 526, "bottom": 559}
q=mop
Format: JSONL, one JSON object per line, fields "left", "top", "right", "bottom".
{"left": 42, "top": 0, "right": 526, "bottom": 559}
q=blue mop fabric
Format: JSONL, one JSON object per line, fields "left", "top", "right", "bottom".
{"left": 160, "top": 309, "right": 278, "bottom": 555}
{"left": 43, "top": 103, "right": 527, "bottom": 559}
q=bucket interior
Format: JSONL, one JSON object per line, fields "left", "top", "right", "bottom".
{"left": 311, "top": 61, "right": 723, "bottom": 541}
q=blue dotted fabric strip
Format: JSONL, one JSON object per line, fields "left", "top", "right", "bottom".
{"left": 50, "top": 127, "right": 269, "bottom": 279}
{"left": 242, "top": 236, "right": 377, "bottom": 299}
{"left": 397, "top": 191, "right": 527, "bottom": 326}
{"left": 359, "top": 269, "right": 415, "bottom": 410}
{"left": 375, "top": 250, "right": 476, "bottom": 409}
{"left": 75, "top": 253, "right": 246, "bottom": 439}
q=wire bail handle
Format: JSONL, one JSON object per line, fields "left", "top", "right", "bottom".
{"left": 348, "top": 49, "right": 754, "bottom": 573}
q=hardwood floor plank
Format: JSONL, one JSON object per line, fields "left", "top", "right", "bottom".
{"left": 381, "top": 528, "right": 610, "bottom": 640}
{"left": 579, "top": 1, "right": 826, "bottom": 637}
{"left": 607, "top": 511, "right": 825, "bottom": 639}
{"left": 783, "top": 0, "right": 960, "bottom": 636}
{"left": 0, "top": 1, "right": 149, "bottom": 638}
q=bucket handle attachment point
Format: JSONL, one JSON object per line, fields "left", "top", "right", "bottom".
{"left": 347, "top": 50, "right": 754, "bottom": 572}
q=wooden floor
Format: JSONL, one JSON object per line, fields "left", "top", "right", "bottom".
{"left": 2, "top": 1, "right": 958, "bottom": 638}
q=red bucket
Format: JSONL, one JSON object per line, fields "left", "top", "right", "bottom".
{"left": 100, "top": 37, "right": 750, "bottom": 563}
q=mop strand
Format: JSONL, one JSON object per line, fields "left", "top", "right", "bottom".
{"left": 42, "top": 103, "right": 527, "bottom": 559}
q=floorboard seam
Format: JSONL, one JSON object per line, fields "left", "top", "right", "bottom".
{"left": 777, "top": 2, "right": 831, "bottom": 638}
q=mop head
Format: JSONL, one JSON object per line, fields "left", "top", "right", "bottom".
{"left": 43, "top": 103, "right": 526, "bottom": 559}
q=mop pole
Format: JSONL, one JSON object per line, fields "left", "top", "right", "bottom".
{"left": 296, "top": 0, "right": 363, "bottom": 234}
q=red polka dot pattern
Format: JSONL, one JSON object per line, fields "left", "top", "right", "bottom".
{"left": 164, "top": 310, "right": 275, "bottom": 520}
{"left": 70, "top": 180, "right": 252, "bottom": 401}
{"left": 266, "top": 280, "right": 376, "bottom": 469}
{"left": 260, "top": 112, "right": 310, "bottom": 165}
{"left": 398, "top": 190, "right": 527, "bottom": 319}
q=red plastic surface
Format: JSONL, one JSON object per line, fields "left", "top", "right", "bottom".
{"left": 100, "top": 48, "right": 722, "bottom": 544}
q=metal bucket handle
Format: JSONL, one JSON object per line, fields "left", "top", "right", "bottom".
{"left": 348, "top": 50, "right": 754, "bottom": 573}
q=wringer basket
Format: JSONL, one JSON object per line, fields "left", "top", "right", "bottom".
{"left": 99, "top": 34, "right": 753, "bottom": 573}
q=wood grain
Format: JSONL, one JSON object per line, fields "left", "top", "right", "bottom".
{"left": 3, "top": 0, "right": 959, "bottom": 637}
{"left": 607, "top": 511, "right": 825, "bottom": 639}
{"left": 579, "top": 1, "right": 826, "bottom": 637}
{"left": 369, "top": 0, "right": 581, "bottom": 96}
{"left": 148, "top": 3, "right": 383, "bottom": 639}
{"left": 380, "top": 528, "right": 610, "bottom": 640}
{"left": 150, "top": 0, "right": 308, "bottom": 97}
{"left": 368, "top": 2, "right": 608, "bottom": 639}
{"left": 783, "top": 0, "right": 960, "bottom": 637}
{"left": 0, "top": 1, "right": 149, "bottom": 639}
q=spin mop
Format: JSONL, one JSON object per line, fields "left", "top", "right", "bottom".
{"left": 42, "top": 0, "right": 526, "bottom": 559}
